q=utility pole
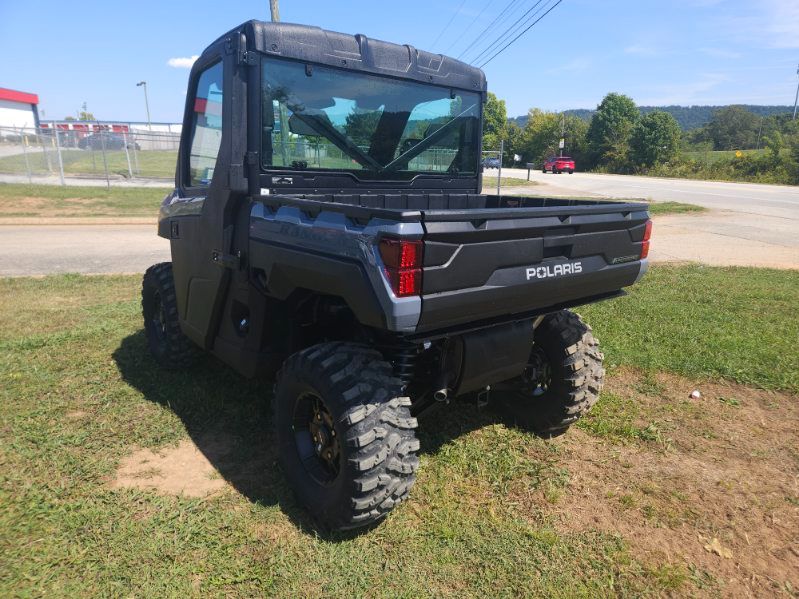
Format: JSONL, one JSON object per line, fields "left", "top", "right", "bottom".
{"left": 136, "top": 81, "right": 152, "bottom": 131}
{"left": 269, "top": 0, "right": 291, "bottom": 166}
{"left": 560, "top": 112, "right": 565, "bottom": 157}
{"left": 793, "top": 63, "right": 799, "bottom": 120}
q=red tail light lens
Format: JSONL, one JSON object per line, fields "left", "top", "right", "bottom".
{"left": 641, "top": 220, "right": 653, "bottom": 259}
{"left": 379, "top": 238, "right": 423, "bottom": 297}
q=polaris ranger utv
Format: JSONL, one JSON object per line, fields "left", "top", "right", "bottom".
{"left": 142, "top": 20, "right": 651, "bottom": 530}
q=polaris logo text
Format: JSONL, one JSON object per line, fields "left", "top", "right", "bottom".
{"left": 526, "top": 262, "right": 583, "bottom": 280}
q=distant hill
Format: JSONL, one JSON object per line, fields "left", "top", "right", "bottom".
{"left": 509, "top": 105, "right": 795, "bottom": 131}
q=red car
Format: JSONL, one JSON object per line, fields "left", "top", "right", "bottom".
{"left": 543, "top": 156, "right": 575, "bottom": 174}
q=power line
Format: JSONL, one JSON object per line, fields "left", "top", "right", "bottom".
{"left": 430, "top": 0, "right": 470, "bottom": 50}
{"left": 469, "top": 0, "right": 548, "bottom": 66}
{"left": 479, "top": 0, "right": 564, "bottom": 67}
{"left": 441, "top": 0, "right": 499, "bottom": 56}
{"left": 456, "top": 0, "right": 525, "bottom": 61}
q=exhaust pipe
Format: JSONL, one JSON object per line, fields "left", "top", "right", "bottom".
{"left": 433, "top": 387, "right": 449, "bottom": 402}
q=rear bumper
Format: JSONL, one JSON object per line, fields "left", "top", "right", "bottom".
{"left": 416, "top": 259, "right": 643, "bottom": 332}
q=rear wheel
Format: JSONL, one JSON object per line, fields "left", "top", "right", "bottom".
{"left": 569, "top": 169, "right": 574, "bottom": 174}
{"left": 542, "top": 167, "right": 547, "bottom": 173}
{"left": 141, "top": 262, "right": 199, "bottom": 369}
{"left": 274, "top": 342, "right": 420, "bottom": 530}
{"left": 494, "top": 311, "right": 604, "bottom": 437}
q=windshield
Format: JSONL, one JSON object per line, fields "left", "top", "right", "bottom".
{"left": 261, "top": 58, "right": 481, "bottom": 179}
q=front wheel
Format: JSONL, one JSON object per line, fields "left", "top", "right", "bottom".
{"left": 569, "top": 169, "right": 574, "bottom": 174}
{"left": 274, "top": 342, "right": 420, "bottom": 530}
{"left": 494, "top": 311, "right": 604, "bottom": 437}
{"left": 141, "top": 262, "right": 200, "bottom": 369}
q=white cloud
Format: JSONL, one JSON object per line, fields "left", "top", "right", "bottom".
{"left": 719, "top": 0, "right": 799, "bottom": 49}
{"left": 624, "top": 44, "right": 657, "bottom": 56}
{"left": 699, "top": 47, "right": 742, "bottom": 59}
{"left": 167, "top": 56, "right": 199, "bottom": 68}
{"left": 546, "top": 57, "right": 592, "bottom": 75}
{"left": 635, "top": 73, "right": 729, "bottom": 105}
{"left": 765, "top": 0, "right": 799, "bottom": 48}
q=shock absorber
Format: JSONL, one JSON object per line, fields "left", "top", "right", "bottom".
{"left": 383, "top": 339, "right": 421, "bottom": 387}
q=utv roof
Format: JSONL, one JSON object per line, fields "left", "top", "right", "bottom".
{"left": 205, "top": 20, "right": 487, "bottom": 93}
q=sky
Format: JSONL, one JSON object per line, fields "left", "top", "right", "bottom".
{"left": 0, "top": 0, "right": 797, "bottom": 123}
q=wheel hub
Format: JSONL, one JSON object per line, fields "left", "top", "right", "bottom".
{"left": 522, "top": 345, "right": 551, "bottom": 397}
{"left": 294, "top": 392, "right": 341, "bottom": 483}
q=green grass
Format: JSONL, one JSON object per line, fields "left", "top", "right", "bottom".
{"left": 644, "top": 201, "right": 705, "bottom": 215}
{"left": 582, "top": 264, "right": 799, "bottom": 392}
{"left": 0, "top": 149, "right": 176, "bottom": 179}
{"left": 483, "top": 176, "right": 538, "bottom": 188}
{"left": 1, "top": 265, "right": 796, "bottom": 595}
{"left": 0, "top": 183, "right": 168, "bottom": 218}
{"left": 681, "top": 149, "right": 767, "bottom": 164}
{"left": 0, "top": 275, "right": 661, "bottom": 597}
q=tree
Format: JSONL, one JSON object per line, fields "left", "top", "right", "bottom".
{"left": 343, "top": 111, "right": 381, "bottom": 146}
{"left": 586, "top": 93, "right": 639, "bottom": 170}
{"left": 503, "top": 121, "right": 523, "bottom": 166}
{"left": 706, "top": 106, "right": 760, "bottom": 150}
{"left": 629, "top": 111, "right": 682, "bottom": 167}
{"left": 482, "top": 92, "right": 507, "bottom": 150}
{"left": 764, "top": 130, "right": 784, "bottom": 160}
{"left": 513, "top": 109, "right": 589, "bottom": 166}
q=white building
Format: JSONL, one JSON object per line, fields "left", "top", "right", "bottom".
{"left": 0, "top": 87, "right": 40, "bottom": 131}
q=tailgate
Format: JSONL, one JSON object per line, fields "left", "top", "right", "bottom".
{"left": 417, "top": 202, "right": 649, "bottom": 332}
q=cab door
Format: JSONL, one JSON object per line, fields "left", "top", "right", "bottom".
{"left": 169, "top": 33, "right": 250, "bottom": 348}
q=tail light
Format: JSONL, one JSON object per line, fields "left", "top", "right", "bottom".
{"left": 640, "top": 220, "right": 653, "bottom": 259}
{"left": 379, "top": 237, "right": 423, "bottom": 297}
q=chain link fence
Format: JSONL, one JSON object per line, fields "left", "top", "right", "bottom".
{"left": 0, "top": 125, "right": 179, "bottom": 187}
{"left": 0, "top": 125, "right": 520, "bottom": 191}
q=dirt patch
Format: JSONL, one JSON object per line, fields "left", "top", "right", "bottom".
{"left": 112, "top": 439, "right": 229, "bottom": 498}
{"left": 515, "top": 371, "right": 799, "bottom": 596}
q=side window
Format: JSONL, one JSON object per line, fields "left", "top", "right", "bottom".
{"left": 187, "top": 61, "right": 224, "bottom": 186}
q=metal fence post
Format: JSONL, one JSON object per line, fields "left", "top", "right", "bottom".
{"left": 19, "top": 127, "right": 33, "bottom": 184}
{"left": 53, "top": 122, "right": 66, "bottom": 186}
{"left": 496, "top": 139, "right": 504, "bottom": 197}
{"left": 123, "top": 132, "right": 134, "bottom": 179}
{"left": 99, "top": 128, "right": 111, "bottom": 189}
{"left": 131, "top": 132, "right": 140, "bottom": 175}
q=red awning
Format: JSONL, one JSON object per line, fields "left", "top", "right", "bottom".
{"left": 0, "top": 88, "right": 39, "bottom": 105}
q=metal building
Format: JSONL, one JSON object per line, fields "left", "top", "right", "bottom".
{"left": 0, "top": 87, "right": 40, "bottom": 130}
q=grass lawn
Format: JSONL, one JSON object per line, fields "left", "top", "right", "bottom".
{"left": 644, "top": 201, "right": 705, "bottom": 215}
{"left": 0, "top": 149, "right": 176, "bottom": 179}
{"left": 0, "top": 183, "right": 169, "bottom": 218}
{"left": 483, "top": 176, "right": 539, "bottom": 189}
{"left": 1, "top": 265, "right": 797, "bottom": 596}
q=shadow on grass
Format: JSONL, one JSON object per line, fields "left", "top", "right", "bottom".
{"left": 113, "top": 330, "right": 529, "bottom": 539}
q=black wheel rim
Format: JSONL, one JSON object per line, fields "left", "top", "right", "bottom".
{"left": 292, "top": 391, "right": 341, "bottom": 485}
{"left": 521, "top": 345, "right": 552, "bottom": 397}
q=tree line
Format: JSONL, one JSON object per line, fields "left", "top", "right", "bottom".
{"left": 484, "top": 92, "right": 799, "bottom": 184}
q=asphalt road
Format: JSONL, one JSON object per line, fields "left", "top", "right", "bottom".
{"left": 0, "top": 225, "right": 170, "bottom": 276}
{"left": 1, "top": 172, "right": 797, "bottom": 276}
{"left": 500, "top": 169, "right": 799, "bottom": 269}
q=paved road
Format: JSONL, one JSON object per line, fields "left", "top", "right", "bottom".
{"left": 500, "top": 170, "right": 799, "bottom": 269}
{"left": 0, "top": 225, "right": 170, "bottom": 276}
{"left": 1, "top": 173, "right": 797, "bottom": 276}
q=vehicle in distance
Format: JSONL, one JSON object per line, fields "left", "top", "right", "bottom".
{"left": 543, "top": 155, "right": 575, "bottom": 174}
{"left": 482, "top": 156, "right": 501, "bottom": 169}
{"left": 141, "top": 20, "right": 651, "bottom": 531}
{"left": 78, "top": 132, "right": 140, "bottom": 151}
